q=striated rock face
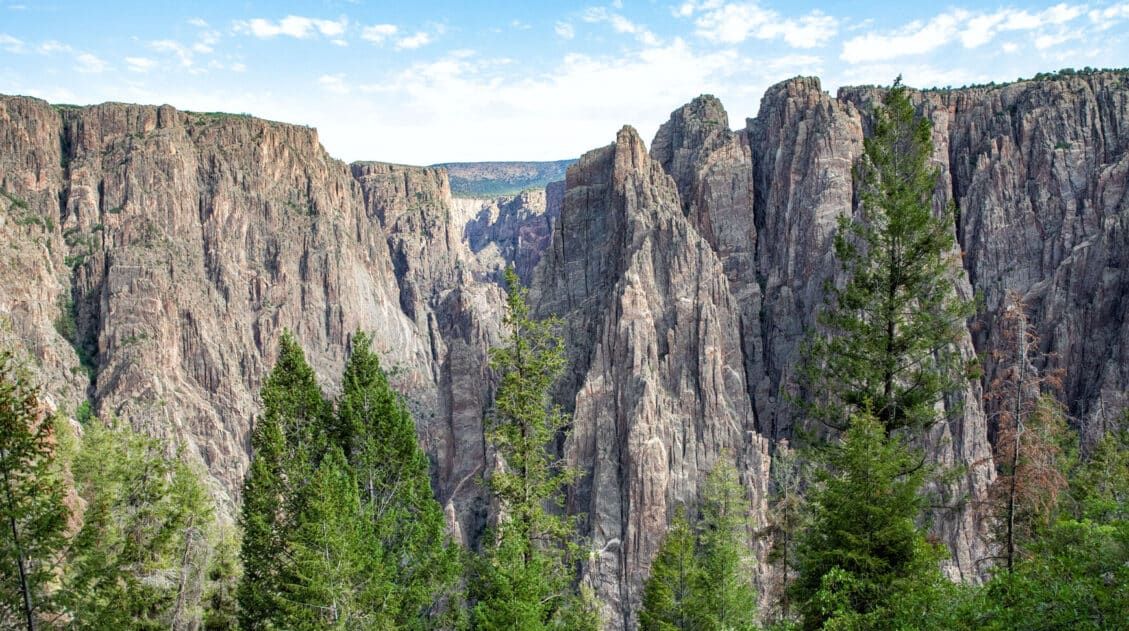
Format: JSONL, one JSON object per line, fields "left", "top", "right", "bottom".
{"left": 2, "top": 71, "right": 1129, "bottom": 628}
{"left": 535, "top": 127, "right": 771, "bottom": 628}
{"left": 454, "top": 183, "right": 563, "bottom": 285}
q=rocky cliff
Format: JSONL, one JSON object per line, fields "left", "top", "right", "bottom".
{"left": 1, "top": 70, "right": 1127, "bottom": 628}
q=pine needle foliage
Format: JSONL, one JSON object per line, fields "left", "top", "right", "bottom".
{"left": 802, "top": 78, "right": 973, "bottom": 435}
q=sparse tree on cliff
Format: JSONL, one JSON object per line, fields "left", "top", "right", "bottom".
{"left": 984, "top": 293, "right": 1070, "bottom": 574}
{"left": 802, "top": 77, "right": 973, "bottom": 435}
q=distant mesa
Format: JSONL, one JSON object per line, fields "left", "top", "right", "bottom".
{"left": 433, "top": 159, "right": 575, "bottom": 197}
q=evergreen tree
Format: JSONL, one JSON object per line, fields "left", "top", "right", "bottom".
{"left": 336, "top": 331, "right": 461, "bottom": 628}
{"left": 238, "top": 332, "right": 331, "bottom": 629}
{"left": 640, "top": 462, "right": 757, "bottom": 631}
{"left": 802, "top": 77, "right": 972, "bottom": 434}
{"left": 693, "top": 461, "right": 758, "bottom": 630}
{"left": 973, "top": 428, "right": 1129, "bottom": 630}
{"left": 791, "top": 413, "right": 942, "bottom": 629}
{"left": 58, "top": 419, "right": 214, "bottom": 629}
{"left": 202, "top": 529, "right": 241, "bottom": 631}
{"left": 764, "top": 441, "right": 807, "bottom": 620}
{"left": 260, "top": 332, "right": 332, "bottom": 464}
{"left": 0, "top": 351, "right": 68, "bottom": 631}
{"left": 639, "top": 512, "right": 697, "bottom": 631}
{"left": 237, "top": 414, "right": 287, "bottom": 629}
{"left": 278, "top": 446, "right": 388, "bottom": 630}
{"left": 470, "top": 268, "right": 594, "bottom": 630}
{"left": 1068, "top": 427, "right": 1128, "bottom": 523}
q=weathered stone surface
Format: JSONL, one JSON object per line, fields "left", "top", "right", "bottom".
{"left": 2, "top": 71, "right": 1129, "bottom": 628}
{"left": 455, "top": 184, "right": 562, "bottom": 284}
{"left": 535, "top": 127, "right": 771, "bottom": 628}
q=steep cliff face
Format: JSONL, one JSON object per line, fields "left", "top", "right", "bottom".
{"left": 0, "top": 98, "right": 446, "bottom": 506}
{"left": 534, "top": 127, "right": 771, "bottom": 628}
{"left": 743, "top": 78, "right": 992, "bottom": 579}
{"left": 2, "top": 71, "right": 1128, "bottom": 629}
{"left": 455, "top": 183, "right": 563, "bottom": 285}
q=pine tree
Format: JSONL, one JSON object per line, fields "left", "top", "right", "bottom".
{"left": 471, "top": 267, "right": 593, "bottom": 629}
{"left": 58, "top": 420, "right": 214, "bottom": 629}
{"left": 0, "top": 351, "right": 68, "bottom": 631}
{"left": 237, "top": 414, "right": 287, "bottom": 629}
{"left": 985, "top": 293, "right": 1071, "bottom": 574}
{"left": 238, "top": 332, "right": 331, "bottom": 629}
{"left": 764, "top": 441, "right": 807, "bottom": 620}
{"left": 693, "top": 461, "right": 757, "bottom": 630}
{"left": 802, "top": 77, "right": 972, "bottom": 435}
{"left": 640, "top": 512, "right": 698, "bottom": 631}
{"left": 336, "top": 331, "right": 461, "bottom": 627}
{"left": 640, "top": 462, "right": 758, "bottom": 631}
{"left": 202, "top": 528, "right": 240, "bottom": 631}
{"left": 791, "top": 413, "right": 942, "bottom": 629}
{"left": 278, "top": 446, "right": 388, "bottom": 630}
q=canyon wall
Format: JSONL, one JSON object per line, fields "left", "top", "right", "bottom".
{"left": 1, "top": 70, "right": 1127, "bottom": 627}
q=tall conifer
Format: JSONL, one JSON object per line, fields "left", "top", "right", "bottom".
{"left": 803, "top": 78, "right": 972, "bottom": 435}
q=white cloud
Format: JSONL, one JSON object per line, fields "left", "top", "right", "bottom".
{"left": 362, "top": 23, "right": 398, "bottom": 43}
{"left": 125, "top": 56, "right": 156, "bottom": 72}
{"left": 230, "top": 62, "right": 247, "bottom": 72}
{"left": 193, "top": 30, "right": 220, "bottom": 53}
{"left": 583, "top": 7, "right": 660, "bottom": 46}
{"left": 235, "top": 15, "right": 348, "bottom": 40}
{"left": 395, "top": 31, "right": 432, "bottom": 50}
{"left": 511, "top": 19, "right": 531, "bottom": 30}
{"left": 188, "top": 17, "right": 208, "bottom": 28}
{"left": 841, "top": 10, "right": 968, "bottom": 62}
{"left": 318, "top": 73, "right": 350, "bottom": 94}
{"left": 150, "top": 39, "right": 195, "bottom": 68}
{"left": 75, "top": 52, "right": 106, "bottom": 74}
{"left": 1035, "top": 30, "right": 1081, "bottom": 49}
{"left": 37, "top": 40, "right": 71, "bottom": 55}
{"left": 555, "top": 22, "right": 575, "bottom": 39}
{"left": 843, "top": 4, "right": 1087, "bottom": 63}
{"left": 327, "top": 37, "right": 776, "bottom": 163}
{"left": 0, "top": 33, "right": 24, "bottom": 53}
{"left": 680, "top": 2, "right": 838, "bottom": 48}
{"left": 1089, "top": 2, "right": 1129, "bottom": 29}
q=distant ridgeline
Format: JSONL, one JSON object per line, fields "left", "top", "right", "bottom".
{"left": 435, "top": 159, "right": 575, "bottom": 197}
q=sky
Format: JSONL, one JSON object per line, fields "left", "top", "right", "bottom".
{"left": 2, "top": 1, "right": 1128, "bottom": 164}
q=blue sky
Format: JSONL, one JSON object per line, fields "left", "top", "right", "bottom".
{"left": 2, "top": 1, "right": 1127, "bottom": 164}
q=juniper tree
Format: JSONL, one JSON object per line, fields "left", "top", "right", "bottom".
{"left": 0, "top": 352, "right": 68, "bottom": 631}
{"left": 58, "top": 420, "right": 213, "bottom": 629}
{"left": 803, "top": 77, "right": 973, "bottom": 435}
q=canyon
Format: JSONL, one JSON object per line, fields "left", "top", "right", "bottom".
{"left": 1, "top": 70, "right": 1127, "bottom": 627}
